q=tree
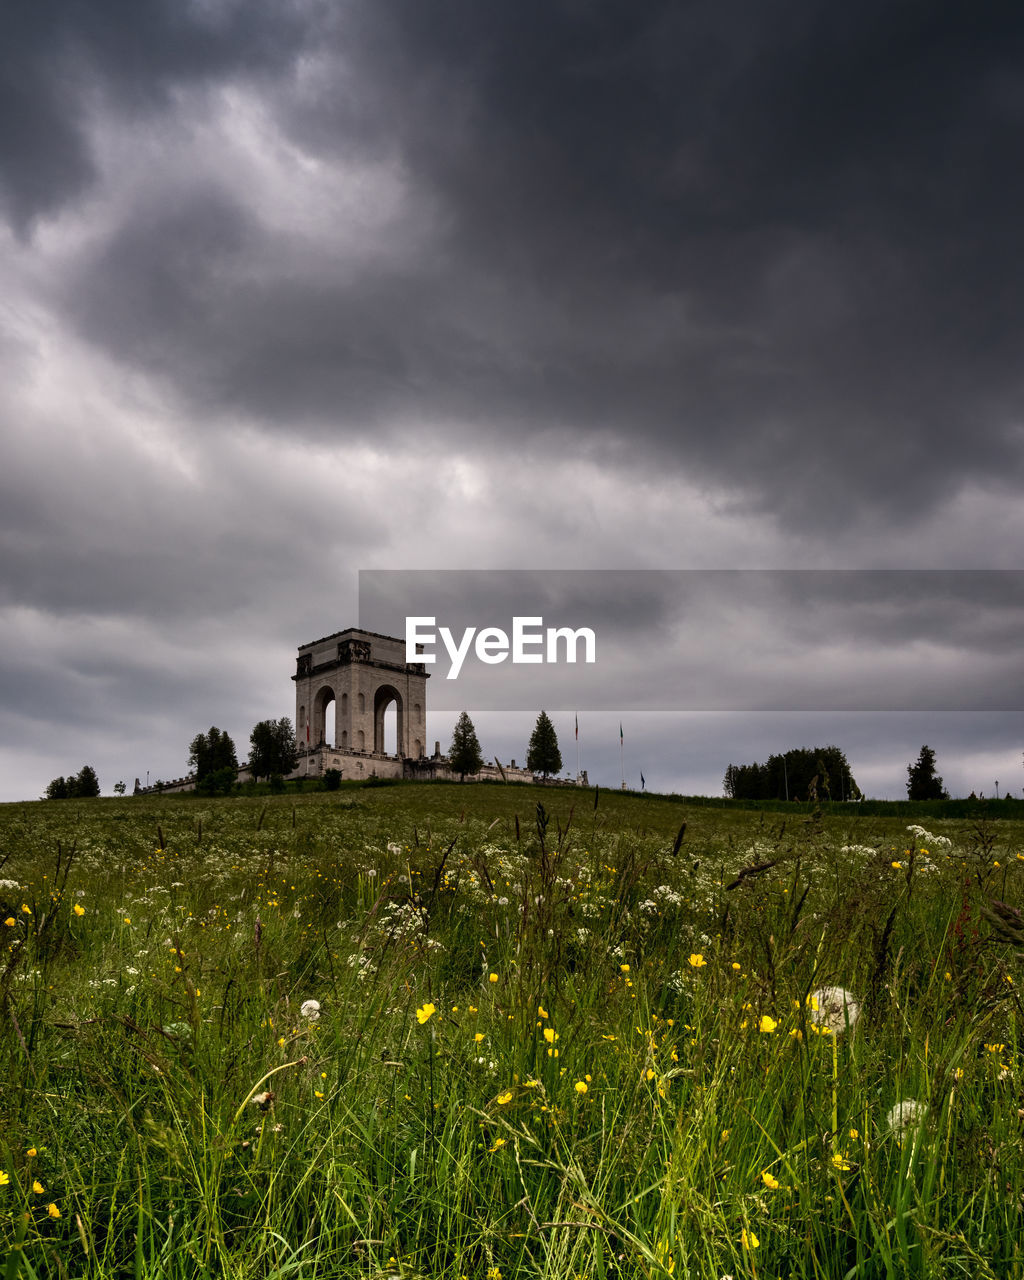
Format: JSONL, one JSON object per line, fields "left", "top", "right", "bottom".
{"left": 906, "top": 744, "right": 949, "bottom": 801}
{"left": 527, "top": 710, "right": 562, "bottom": 779}
{"left": 113, "top": 780, "right": 127, "bottom": 795}
{"left": 448, "top": 711, "right": 483, "bottom": 780}
{"left": 188, "top": 727, "right": 238, "bottom": 783}
{"left": 72, "top": 765, "right": 100, "bottom": 797}
{"left": 45, "top": 776, "right": 69, "bottom": 800}
{"left": 249, "top": 718, "right": 298, "bottom": 782}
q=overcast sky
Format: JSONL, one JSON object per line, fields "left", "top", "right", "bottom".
{"left": 2, "top": 1, "right": 1023, "bottom": 802}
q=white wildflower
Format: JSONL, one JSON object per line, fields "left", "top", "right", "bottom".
{"left": 300, "top": 1000, "right": 321, "bottom": 1021}
{"left": 906, "top": 825, "right": 953, "bottom": 850}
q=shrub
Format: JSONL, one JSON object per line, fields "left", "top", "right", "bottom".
{"left": 197, "top": 765, "right": 237, "bottom": 796}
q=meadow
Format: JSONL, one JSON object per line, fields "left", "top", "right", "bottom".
{"left": 1, "top": 783, "right": 1022, "bottom": 1279}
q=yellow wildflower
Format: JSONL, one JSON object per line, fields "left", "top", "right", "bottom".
{"left": 497, "top": 1091, "right": 513, "bottom": 1105}
{"left": 538, "top": 1005, "right": 548, "bottom": 1018}
{"left": 488, "top": 973, "right": 499, "bottom": 983}
{"left": 474, "top": 1032, "right": 485, "bottom": 1043}
{"left": 688, "top": 953, "right": 706, "bottom": 968}
{"left": 415, "top": 1002, "right": 436, "bottom": 1024}
{"left": 0, "top": 1171, "right": 8, "bottom": 1187}
{"left": 48, "top": 1204, "right": 60, "bottom": 1219}
{"left": 543, "top": 1028, "right": 559, "bottom": 1044}
{"left": 761, "top": 1170, "right": 780, "bottom": 1189}
{"left": 72, "top": 904, "right": 85, "bottom": 917}
{"left": 3, "top": 919, "right": 14, "bottom": 927}
{"left": 759, "top": 1015, "right": 778, "bottom": 1033}
{"left": 21, "top": 904, "right": 31, "bottom": 915}
{"left": 32, "top": 1180, "right": 44, "bottom": 1194}
{"left": 575, "top": 1081, "right": 588, "bottom": 1094}
{"left": 741, "top": 1229, "right": 759, "bottom": 1249}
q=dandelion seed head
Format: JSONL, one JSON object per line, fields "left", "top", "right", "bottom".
{"left": 886, "top": 1098, "right": 927, "bottom": 1135}
{"left": 807, "top": 986, "right": 860, "bottom": 1036}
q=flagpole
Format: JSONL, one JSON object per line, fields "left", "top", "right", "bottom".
{"left": 575, "top": 712, "right": 580, "bottom": 784}
{"left": 620, "top": 722, "right": 625, "bottom": 789}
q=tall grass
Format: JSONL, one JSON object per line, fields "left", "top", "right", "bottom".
{"left": 0, "top": 786, "right": 1022, "bottom": 1278}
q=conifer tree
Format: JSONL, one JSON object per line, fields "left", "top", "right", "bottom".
{"left": 448, "top": 711, "right": 483, "bottom": 780}
{"left": 906, "top": 744, "right": 949, "bottom": 800}
{"left": 527, "top": 710, "right": 562, "bottom": 779}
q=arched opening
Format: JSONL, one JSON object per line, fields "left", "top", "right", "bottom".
{"left": 373, "top": 685, "right": 403, "bottom": 756}
{"left": 381, "top": 702, "right": 397, "bottom": 756}
{"left": 313, "top": 685, "right": 336, "bottom": 745}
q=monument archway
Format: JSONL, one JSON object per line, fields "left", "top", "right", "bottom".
{"left": 293, "top": 629, "right": 428, "bottom": 761}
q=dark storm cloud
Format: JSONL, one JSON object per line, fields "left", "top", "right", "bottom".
{"left": 0, "top": 0, "right": 311, "bottom": 231}
{"left": 43, "top": 0, "right": 1024, "bottom": 531}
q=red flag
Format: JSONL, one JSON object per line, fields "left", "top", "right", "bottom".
{"left": 575, "top": 714, "right": 578, "bottom": 741}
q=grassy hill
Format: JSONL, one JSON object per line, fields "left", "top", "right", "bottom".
{"left": 1, "top": 785, "right": 1023, "bottom": 1278}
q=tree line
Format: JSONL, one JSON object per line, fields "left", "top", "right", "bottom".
{"left": 723, "top": 746, "right": 860, "bottom": 802}
{"left": 723, "top": 743, "right": 952, "bottom": 802}
{"left": 44, "top": 765, "right": 101, "bottom": 799}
